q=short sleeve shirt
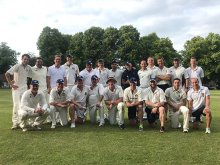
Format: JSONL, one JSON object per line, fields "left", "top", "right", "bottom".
{"left": 95, "top": 68, "right": 109, "bottom": 87}
{"left": 103, "top": 85, "right": 124, "bottom": 101}
{"left": 49, "top": 87, "right": 71, "bottom": 103}
{"left": 186, "top": 66, "right": 204, "bottom": 87}
{"left": 62, "top": 63, "right": 79, "bottom": 86}
{"left": 70, "top": 85, "right": 90, "bottom": 107}
{"left": 155, "top": 66, "right": 170, "bottom": 85}
{"left": 143, "top": 87, "right": 166, "bottom": 104}
{"left": 80, "top": 69, "right": 100, "bottom": 86}
{"left": 31, "top": 66, "right": 47, "bottom": 91}
{"left": 169, "top": 66, "right": 189, "bottom": 87}
{"left": 123, "top": 86, "right": 142, "bottom": 102}
{"left": 187, "top": 86, "right": 210, "bottom": 112}
{"left": 165, "top": 87, "right": 186, "bottom": 105}
{"left": 108, "top": 69, "right": 123, "bottom": 86}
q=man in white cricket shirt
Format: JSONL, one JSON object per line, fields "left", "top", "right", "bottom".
{"left": 5, "top": 54, "right": 32, "bottom": 129}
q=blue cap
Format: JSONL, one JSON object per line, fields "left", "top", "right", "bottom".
{"left": 130, "top": 77, "right": 137, "bottom": 84}
{"left": 111, "top": 59, "right": 118, "bottom": 64}
{"left": 150, "top": 78, "right": 156, "bottom": 82}
{"left": 76, "top": 75, "right": 84, "bottom": 81}
{"left": 86, "top": 60, "right": 93, "bottom": 65}
{"left": 91, "top": 75, "right": 99, "bottom": 80}
{"left": 125, "top": 61, "right": 131, "bottom": 66}
{"left": 56, "top": 79, "right": 64, "bottom": 84}
{"left": 31, "top": 80, "right": 39, "bottom": 85}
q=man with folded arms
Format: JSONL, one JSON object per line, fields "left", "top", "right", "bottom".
{"left": 19, "top": 80, "right": 49, "bottom": 132}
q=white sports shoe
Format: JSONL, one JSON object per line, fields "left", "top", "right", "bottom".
{"left": 99, "top": 122, "right": 104, "bottom": 127}
{"left": 205, "top": 128, "right": 211, "bottom": 134}
{"left": 70, "top": 122, "right": 76, "bottom": 128}
{"left": 51, "top": 125, "right": 56, "bottom": 129}
{"left": 22, "top": 128, "right": 28, "bottom": 132}
{"left": 183, "top": 128, "right": 188, "bottom": 133}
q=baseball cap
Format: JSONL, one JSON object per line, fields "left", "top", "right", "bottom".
{"left": 106, "top": 77, "right": 117, "bottom": 84}
{"left": 125, "top": 61, "right": 132, "bottom": 66}
{"left": 86, "top": 60, "right": 93, "bottom": 65}
{"left": 76, "top": 75, "right": 84, "bottom": 81}
{"left": 173, "top": 57, "right": 179, "bottom": 61}
{"left": 130, "top": 77, "right": 137, "bottom": 84}
{"left": 150, "top": 78, "right": 157, "bottom": 83}
{"left": 111, "top": 59, "right": 118, "bottom": 64}
{"left": 66, "top": 54, "right": 73, "bottom": 58}
{"left": 31, "top": 80, "right": 39, "bottom": 85}
{"left": 56, "top": 79, "right": 64, "bottom": 84}
{"left": 91, "top": 75, "right": 99, "bottom": 80}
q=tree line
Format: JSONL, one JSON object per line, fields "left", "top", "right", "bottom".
{"left": 1, "top": 25, "right": 220, "bottom": 84}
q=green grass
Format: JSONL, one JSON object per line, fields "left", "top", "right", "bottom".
{"left": 0, "top": 89, "right": 220, "bottom": 165}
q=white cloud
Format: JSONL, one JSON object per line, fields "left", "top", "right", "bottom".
{"left": 0, "top": 0, "right": 220, "bottom": 56}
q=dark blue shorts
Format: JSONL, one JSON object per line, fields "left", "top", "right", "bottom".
{"left": 192, "top": 105, "right": 206, "bottom": 122}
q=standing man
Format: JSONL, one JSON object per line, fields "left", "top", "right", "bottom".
{"left": 47, "top": 55, "right": 67, "bottom": 92}
{"left": 62, "top": 54, "right": 79, "bottom": 91}
{"left": 108, "top": 59, "right": 123, "bottom": 87}
{"left": 124, "top": 77, "right": 143, "bottom": 131}
{"left": 143, "top": 78, "right": 166, "bottom": 133}
{"left": 49, "top": 79, "right": 71, "bottom": 129}
{"left": 185, "top": 57, "right": 204, "bottom": 88}
{"left": 138, "top": 60, "right": 152, "bottom": 90}
{"left": 155, "top": 57, "right": 171, "bottom": 92}
{"left": 121, "top": 61, "right": 139, "bottom": 90}
{"left": 19, "top": 80, "right": 49, "bottom": 132}
{"left": 5, "top": 54, "right": 32, "bottom": 129}
{"left": 95, "top": 59, "right": 109, "bottom": 87}
{"left": 146, "top": 56, "right": 158, "bottom": 78}
{"left": 87, "top": 75, "right": 105, "bottom": 126}
{"left": 69, "top": 76, "right": 90, "bottom": 127}
{"left": 103, "top": 77, "right": 125, "bottom": 129}
{"left": 165, "top": 78, "right": 189, "bottom": 133}
{"left": 31, "top": 57, "right": 48, "bottom": 102}
{"left": 80, "top": 60, "right": 100, "bottom": 86}
{"left": 187, "top": 78, "right": 212, "bottom": 134}
{"left": 169, "top": 58, "right": 189, "bottom": 91}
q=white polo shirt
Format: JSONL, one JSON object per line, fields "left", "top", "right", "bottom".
{"left": 124, "top": 86, "right": 142, "bottom": 102}
{"left": 49, "top": 87, "right": 71, "bottom": 103}
{"left": 103, "top": 85, "right": 124, "bottom": 101}
{"left": 108, "top": 69, "right": 123, "bottom": 86}
{"left": 31, "top": 66, "right": 47, "bottom": 91}
{"left": 20, "top": 89, "right": 48, "bottom": 113}
{"left": 95, "top": 68, "right": 109, "bottom": 87}
{"left": 155, "top": 66, "right": 170, "bottom": 85}
{"left": 143, "top": 87, "right": 166, "bottom": 105}
{"left": 138, "top": 69, "right": 154, "bottom": 88}
{"left": 169, "top": 66, "right": 188, "bottom": 87}
{"left": 187, "top": 86, "right": 210, "bottom": 112}
{"left": 165, "top": 87, "right": 186, "bottom": 105}
{"left": 6, "top": 64, "right": 32, "bottom": 91}
{"left": 186, "top": 66, "right": 204, "bottom": 87}
{"left": 62, "top": 63, "right": 79, "bottom": 86}
{"left": 88, "top": 83, "right": 104, "bottom": 106}
{"left": 47, "top": 65, "right": 67, "bottom": 88}
{"left": 70, "top": 85, "right": 90, "bottom": 107}
{"left": 79, "top": 69, "right": 100, "bottom": 86}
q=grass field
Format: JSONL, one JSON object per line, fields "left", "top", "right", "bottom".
{"left": 0, "top": 89, "right": 220, "bottom": 165}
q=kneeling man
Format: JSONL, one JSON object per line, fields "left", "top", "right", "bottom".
{"left": 19, "top": 80, "right": 49, "bottom": 132}
{"left": 165, "top": 78, "right": 189, "bottom": 133}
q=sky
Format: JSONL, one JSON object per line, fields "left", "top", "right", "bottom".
{"left": 0, "top": 0, "right": 220, "bottom": 56}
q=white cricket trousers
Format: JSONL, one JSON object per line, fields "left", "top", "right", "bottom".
{"left": 88, "top": 105, "right": 104, "bottom": 124}
{"left": 12, "top": 88, "right": 26, "bottom": 126}
{"left": 19, "top": 109, "right": 50, "bottom": 128}
{"left": 50, "top": 106, "right": 68, "bottom": 126}
{"left": 170, "top": 106, "right": 189, "bottom": 130}
{"left": 108, "top": 102, "right": 125, "bottom": 125}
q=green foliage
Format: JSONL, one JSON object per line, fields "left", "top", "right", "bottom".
{"left": 37, "top": 26, "right": 70, "bottom": 66}
{"left": 0, "top": 42, "right": 18, "bottom": 74}
{"left": 182, "top": 33, "right": 220, "bottom": 82}
{"left": 0, "top": 89, "right": 220, "bottom": 164}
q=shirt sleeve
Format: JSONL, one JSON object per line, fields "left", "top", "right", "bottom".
{"left": 6, "top": 64, "right": 19, "bottom": 75}
{"left": 20, "top": 91, "right": 35, "bottom": 113}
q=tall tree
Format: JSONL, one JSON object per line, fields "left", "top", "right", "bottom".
{"left": 118, "top": 25, "right": 140, "bottom": 65}
{"left": 37, "top": 26, "right": 66, "bottom": 66}
{"left": 0, "top": 42, "right": 18, "bottom": 74}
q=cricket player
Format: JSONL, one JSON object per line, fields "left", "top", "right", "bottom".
{"left": 19, "top": 80, "right": 49, "bottom": 132}
{"left": 5, "top": 54, "right": 32, "bottom": 129}
{"left": 69, "top": 76, "right": 90, "bottom": 127}
{"left": 165, "top": 78, "right": 189, "bottom": 133}
{"left": 143, "top": 78, "right": 166, "bottom": 133}
{"left": 124, "top": 77, "right": 143, "bottom": 131}
{"left": 87, "top": 75, "right": 105, "bottom": 126}
{"left": 49, "top": 79, "right": 71, "bottom": 129}
{"left": 95, "top": 59, "right": 109, "bottom": 87}
{"left": 103, "top": 77, "right": 125, "bottom": 129}
{"left": 187, "top": 78, "right": 212, "bottom": 134}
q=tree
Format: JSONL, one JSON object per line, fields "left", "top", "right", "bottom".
{"left": 181, "top": 33, "right": 220, "bottom": 83}
{"left": 118, "top": 25, "right": 140, "bottom": 65}
{"left": 0, "top": 42, "right": 18, "bottom": 74}
{"left": 37, "top": 26, "right": 69, "bottom": 66}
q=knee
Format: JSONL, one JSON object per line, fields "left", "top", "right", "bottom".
{"left": 180, "top": 106, "right": 189, "bottom": 113}
{"left": 117, "top": 102, "right": 125, "bottom": 111}
{"left": 159, "top": 107, "right": 165, "bottom": 114}
{"left": 19, "top": 111, "right": 28, "bottom": 120}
